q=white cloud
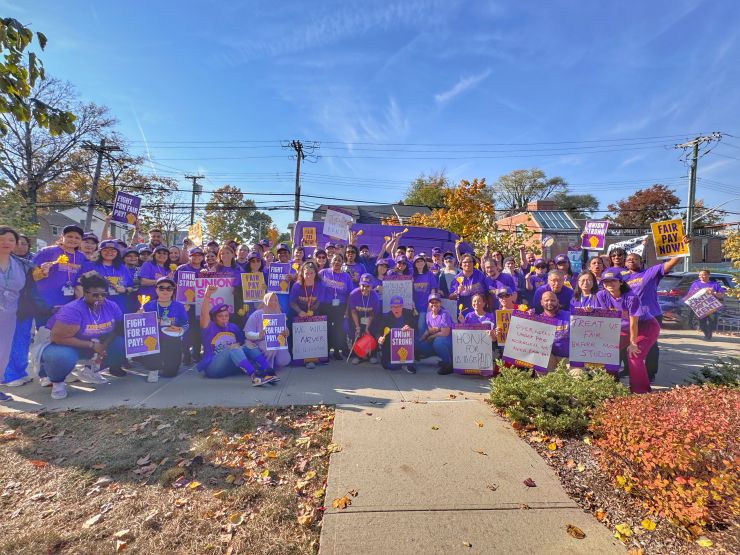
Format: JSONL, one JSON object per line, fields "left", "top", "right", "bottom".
{"left": 434, "top": 69, "right": 492, "bottom": 105}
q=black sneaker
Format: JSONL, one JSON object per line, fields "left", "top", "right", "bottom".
{"left": 437, "top": 365, "right": 453, "bottom": 375}
{"left": 403, "top": 365, "right": 416, "bottom": 374}
{"left": 332, "top": 351, "right": 343, "bottom": 361}
{"left": 109, "top": 367, "right": 127, "bottom": 377}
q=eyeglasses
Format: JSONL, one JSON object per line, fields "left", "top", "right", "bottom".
{"left": 157, "top": 286, "right": 175, "bottom": 291}
{"left": 609, "top": 254, "right": 622, "bottom": 258}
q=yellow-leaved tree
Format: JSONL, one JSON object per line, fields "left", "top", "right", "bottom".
{"left": 723, "top": 231, "right": 739, "bottom": 298}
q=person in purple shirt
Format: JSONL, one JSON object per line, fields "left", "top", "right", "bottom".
{"left": 244, "top": 292, "right": 291, "bottom": 372}
{"left": 540, "top": 291, "right": 570, "bottom": 367}
{"left": 463, "top": 293, "right": 498, "bottom": 360}
{"left": 198, "top": 286, "right": 275, "bottom": 386}
{"left": 686, "top": 269, "right": 726, "bottom": 340}
{"left": 595, "top": 268, "right": 658, "bottom": 394}
{"left": 319, "top": 254, "right": 354, "bottom": 360}
{"left": 343, "top": 245, "right": 367, "bottom": 285}
{"left": 412, "top": 255, "right": 438, "bottom": 334}
{"left": 523, "top": 258, "right": 548, "bottom": 305}
{"left": 429, "top": 247, "right": 443, "bottom": 277}
{"left": 553, "top": 254, "right": 578, "bottom": 289}
{"left": 588, "top": 256, "right": 606, "bottom": 286}
{"left": 416, "top": 292, "right": 453, "bottom": 375}
{"left": 138, "top": 245, "right": 170, "bottom": 299}
{"left": 502, "top": 257, "right": 526, "bottom": 292}
{"left": 289, "top": 261, "right": 323, "bottom": 317}
{"left": 376, "top": 295, "right": 417, "bottom": 373}
{"left": 388, "top": 254, "right": 410, "bottom": 276}
{"left": 40, "top": 274, "right": 125, "bottom": 399}
{"left": 174, "top": 246, "right": 206, "bottom": 365}
{"left": 78, "top": 240, "right": 133, "bottom": 313}
{"left": 313, "top": 248, "right": 329, "bottom": 271}
{"left": 348, "top": 274, "right": 381, "bottom": 365}
{"left": 449, "top": 253, "right": 487, "bottom": 312}
{"left": 570, "top": 270, "right": 599, "bottom": 310}
{"left": 533, "top": 270, "right": 574, "bottom": 314}
{"left": 31, "top": 224, "right": 85, "bottom": 324}
{"left": 482, "top": 258, "right": 517, "bottom": 311}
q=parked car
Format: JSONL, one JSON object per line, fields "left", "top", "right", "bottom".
{"left": 657, "top": 272, "right": 737, "bottom": 329}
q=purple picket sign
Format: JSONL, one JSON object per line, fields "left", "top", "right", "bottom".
{"left": 568, "top": 307, "right": 622, "bottom": 372}
{"left": 390, "top": 328, "right": 415, "bottom": 364}
{"left": 268, "top": 263, "right": 291, "bottom": 294}
{"left": 123, "top": 312, "right": 160, "bottom": 358}
{"left": 263, "top": 313, "right": 288, "bottom": 351}
{"left": 175, "top": 271, "right": 196, "bottom": 305}
{"left": 111, "top": 191, "right": 141, "bottom": 227}
{"left": 581, "top": 220, "right": 609, "bottom": 251}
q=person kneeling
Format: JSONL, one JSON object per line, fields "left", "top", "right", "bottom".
{"left": 198, "top": 285, "right": 276, "bottom": 386}
{"left": 417, "top": 292, "right": 454, "bottom": 375}
{"left": 243, "top": 292, "right": 291, "bottom": 373}
{"left": 40, "top": 273, "right": 125, "bottom": 400}
{"left": 376, "top": 295, "right": 417, "bottom": 373}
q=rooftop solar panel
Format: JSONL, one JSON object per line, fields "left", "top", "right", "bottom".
{"left": 532, "top": 211, "right": 579, "bottom": 230}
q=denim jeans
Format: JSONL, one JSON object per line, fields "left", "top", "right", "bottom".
{"left": 416, "top": 335, "right": 453, "bottom": 366}
{"left": 203, "top": 346, "right": 270, "bottom": 379}
{"left": 41, "top": 336, "right": 125, "bottom": 384}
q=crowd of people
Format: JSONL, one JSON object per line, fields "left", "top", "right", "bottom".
{"left": 0, "top": 220, "right": 725, "bottom": 402}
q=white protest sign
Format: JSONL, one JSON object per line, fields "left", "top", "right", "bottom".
{"left": 323, "top": 207, "right": 353, "bottom": 241}
{"left": 292, "top": 316, "right": 328, "bottom": 361}
{"left": 569, "top": 309, "right": 621, "bottom": 369}
{"left": 684, "top": 289, "right": 723, "bottom": 319}
{"left": 502, "top": 312, "right": 556, "bottom": 373}
{"left": 607, "top": 235, "right": 649, "bottom": 257}
{"left": 381, "top": 275, "right": 413, "bottom": 312}
{"left": 194, "top": 276, "right": 236, "bottom": 316}
{"left": 452, "top": 324, "right": 494, "bottom": 376}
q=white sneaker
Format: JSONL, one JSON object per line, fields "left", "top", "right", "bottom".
{"left": 74, "top": 366, "right": 109, "bottom": 385}
{"left": 369, "top": 356, "right": 378, "bottom": 364}
{"left": 305, "top": 362, "right": 316, "bottom": 369}
{"left": 51, "top": 382, "right": 67, "bottom": 400}
{"left": 351, "top": 357, "right": 360, "bottom": 365}
{"left": 147, "top": 370, "right": 159, "bottom": 383}
{"left": 4, "top": 376, "right": 32, "bottom": 387}
{"left": 38, "top": 376, "right": 51, "bottom": 387}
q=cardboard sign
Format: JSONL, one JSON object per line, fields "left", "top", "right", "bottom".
{"left": 188, "top": 221, "right": 203, "bottom": 245}
{"left": 502, "top": 311, "right": 557, "bottom": 373}
{"left": 651, "top": 219, "right": 689, "bottom": 260}
{"left": 194, "top": 276, "right": 236, "bottom": 316}
{"left": 452, "top": 324, "right": 495, "bottom": 377}
{"left": 292, "top": 316, "right": 328, "bottom": 363}
{"left": 495, "top": 309, "right": 512, "bottom": 345}
{"left": 111, "top": 191, "right": 141, "bottom": 227}
{"left": 607, "top": 235, "right": 649, "bottom": 257}
{"left": 263, "top": 313, "right": 288, "bottom": 351}
{"left": 390, "top": 328, "right": 415, "bottom": 364}
{"left": 267, "top": 263, "right": 291, "bottom": 294}
{"left": 323, "top": 207, "right": 353, "bottom": 241}
{"left": 568, "top": 308, "right": 621, "bottom": 371}
{"left": 581, "top": 220, "right": 609, "bottom": 251}
{"left": 123, "top": 312, "right": 160, "bottom": 358}
{"left": 381, "top": 274, "right": 413, "bottom": 313}
{"left": 242, "top": 272, "right": 266, "bottom": 302}
{"left": 684, "top": 288, "right": 723, "bottom": 319}
{"left": 302, "top": 226, "right": 317, "bottom": 247}
{"left": 175, "top": 270, "right": 197, "bottom": 305}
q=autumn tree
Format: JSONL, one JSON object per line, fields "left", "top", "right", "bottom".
{"left": 402, "top": 171, "right": 449, "bottom": 207}
{"left": 204, "top": 185, "right": 273, "bottom": 244}
{"left": 607, "top": 184, "right": 680, "bottom": 228}
{"left": 723, "top": 231, "right": 739, "bottom": 298}
{"left": 493, "top": 168, "right": 567, "bottom": 214}
{"left": 551, "top": 191, "right": 599, "bottom": 218}
{"left": 0, "top": 179, "right": 37, "bottom": 235}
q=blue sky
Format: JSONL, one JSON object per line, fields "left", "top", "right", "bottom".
{"left": 6, "top": 0, "right": 740, "bottom": 230}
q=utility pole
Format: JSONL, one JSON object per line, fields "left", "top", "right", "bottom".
{"left": 282, "top": 140, "right": 319, "bottom": 223}
{"left": 674, "top": 132, "right": 722, "bottom": 272}
{"left": 185, "top": 174, "right": 205, "bottom": 226}
{"left": 83, "top": 138, "right": 121, "bottom": 231}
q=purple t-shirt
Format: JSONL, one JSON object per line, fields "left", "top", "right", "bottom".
{"left": 198, "top": 321, "right": 245, "bottom": 369}
{"left": 46, "top": 298, "right": 122, "bottom": 341}
{"left": 289, "top": 281, "right": 324, "bottom": 313}
{"left": 527, "top": 272, "right": 548, "bottom": 292}
{"left": 32, "top": 246, "right": 84, "bottom": 307}
{"left": 138, "top": 261, "right": 170, "bottom": 298}
{"left": 624, "top": 263, "right": 665, "bottom": 317}
{"left": 79, "top": 261, "right": 133, "bottom": 312}
{"left": 484, "top": 273, "right": 518, "bottom": 310}
{"left": 142, "top": 299, "right": 189, "bottom": 330}
{"left": 570, "top": 294, "right": 599, "bottom": 310}
{"left": 686, "top": 280, "right": 725, "bottom": 297}
{"left": 548, "top": 309, "right": 571, "bottom": 358}
{"left": 595, "top": 290, "right": 647, "bottom": 332}
{"left": 449, "top": 269, "right": 487, "bottom": 311}
{"left": 318, "top": 269, "right": 354, "bottom": 304}
{"left": 348, "top": 288, "right": 381, "bottom": 320}
{"left": 343, "top": 261, "right": 367, "bottom": 284}
{"left": 464, "top": 311, "right": 495, "bottom": 327}
{"left": 533, "top": 284, "right": 574, "bottom": 314}
{"left": 412, "top": 271, "right": 438, "bottom": 312}
{"left": 426, "top": 309, "right": 454, "bottom": 329}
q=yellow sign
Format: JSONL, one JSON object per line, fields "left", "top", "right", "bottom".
{"left": 241, "top": 272, "right": 266, "bottom": 302}
{"left": 188, "top": 221, "right": 203, "bottom": 245}
{"left": 302, "top": 227, "right": 317, "bottom": 247}
{"left": 495, "top": 309, "right": 512, "bottom": 345}
{"left": 650, "top": 219, "right": 689, "bottom": 260}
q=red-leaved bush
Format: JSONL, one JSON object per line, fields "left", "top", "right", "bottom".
{"left": 591, "top": 386, "right": 739, "bottom": 527}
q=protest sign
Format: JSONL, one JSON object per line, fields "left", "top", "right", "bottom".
{"left": 452, "top": 324, "right": 495, "bottom": 377}
{"left": 607, "top": 235, "right": 649, "bottom": 257}
{"left": 123, "top": 312, "right": 160, "bottom": 358}
{"left": 175, "top": 270, "right": 196, "bottom": 304}
{"left": 323, "top": 207, "right": 353, "bottom": 241}
{"left": 684, "top": 288, "right": 723, "bottom": 319}
{"left": 390, "top": 328, "right": 415, "bottom": 364}
{"left": 568, "top": 308, "right": 621, "bottom": 371}
{"left": 302, "top": 226, "right": 317, "bottom": 247}
{"left": 542, "top": 235, "right": 554, "bottom": 248}
{"left": 581, "top": 220, "right": 609, "bottom": 250}
{"left": 495, "top": 309, "right": 512, "bottom": 345}
{"left": 567, "top": 249, "right": 582, "bottom": 273}
{"left": 111, "top": 191, "right": 141, "bottom": 227}
{"left": 241, "top": 272, "right": 266, "bottom": 302}
{"left": 268, "top": 263, "right": 291, "bottom": 294}
{"left": 381, "top": 274, "right": 413, "bottom": 312}
{"left": 502, "top": 311, "right": 557, "bottom": 373}
{"left": 651, "top": 219, "right": 689, "bottom": 260}
{"left": 194, "top": 275, "right": 236, "bottom": 316}
{"left": 263, "top": 313, "right": 288, "bottom": 351}
{"left": 188, "top": 221, "right": 203, "bottom": 245}
{"left": 292, "top": 316, "right": 328, "bottom": 363}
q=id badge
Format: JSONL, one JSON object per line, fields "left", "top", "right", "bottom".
{"left": 161, "top": 317, "right": 172, "bottom": 327}
{"left": 108, "top": 286, "right": 117, "bottom": 296}
{"left": 360, "top": 317, "right": 369, "bottom": 326}
{"left": 331, "top": 298, "right": 340, "bottom": 307}
{"left": 62, "top": 282, "right": 74, "bottom": 297}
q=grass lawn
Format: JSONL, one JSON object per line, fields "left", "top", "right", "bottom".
{"left": 0, "top": 405, "right": 335, "bottom": 555}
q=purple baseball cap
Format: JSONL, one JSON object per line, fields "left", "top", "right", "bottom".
{"left": 428, "top": 292, "right": 441, "bottom": 302}
{"left": 99, "top": 240, "right": 118, "bottom": 251}
{"left": 496, "top": 286, "right": 514, "bottom": 297}
{"left": 431, "top": 247, "right": 442, "bottom": 255}
{"left": 554, "top": 254, "right": 569, "bottom": 264}
{"left": 324, "top": 241, "right": 335, "bottom": 249}
{"left": 389, "top": 295, "right": 404, "bottom": 306}
{"left": 375, "top": 258, "right": 390, "bottom": 267}
{"left": 276, "top": 243, "right": 290, "bottom": 253}
{"left": 534, "top": 258, "right": 547, "bottom": 268}
{"left": 601, "top": 267, "right": 624, "bottom": 282}
{"left": 394, "top": 255, "right": 409, "bottom": 264}
{"left": 247, "top": 251, "right": 261, "bottom": 261}
{"left": 359, "top": 273, "right": 373, "bottom": 286}
{"left": 188, "top": 246, "right": 204, "bottom": 256}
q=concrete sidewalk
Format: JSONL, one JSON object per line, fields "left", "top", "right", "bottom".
{"left": 320, "top": 401, "right": 623, "bottom": 554}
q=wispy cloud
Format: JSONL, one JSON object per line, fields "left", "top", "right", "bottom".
{"left": 434, "top": 69, "right": 492, "bottom": 105}
{"left": 130, "top": 104, "right": 156, "bottom": 175}
{"left": 621, "top": 153, "right": 647, "bottom": 167}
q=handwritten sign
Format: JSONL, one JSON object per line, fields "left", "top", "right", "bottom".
{"left": 607, "top": 234, "right": 649, "bottom": 257}
{"left": 495, "top": 309, "right": 512, "bottom": 345}
{"left": 452, "top": 324, "right": 495, "bottom": 377}
{"left": 323, "top": 207, "right": 353, "bottom": 241}
{"left": 302, "top": 226, "right": 317, "bottom": 247}
{"left": 651, "top": 219, "right": 689, "bottom": 260}
{"left": 381, "top": 274, "right": 413, "bottom": 313}
{"left": 267, "top": 263, "right": 291, "bottom": 294}
{"left": 292, "top": 316, "right": 328, "bottom": 363}
{"left": 263, "top": 313, "right": 288, "bottom": 351}
{"left": 111, "top": 191, "right": 141, "bottom": 226}
{"left": 390, "top": 328, "right": 415, "bottom": 364}
{"left": 568, "top": 308, "right": 621, "bottom": 371}
{"left": 123, "top": 312, "right": 160, "bottom": 358}
{"left": 684, "top": 288, "right": 723, "bottom": 319}
{"left": 194, "top": 276, "right": 236, "bottom": 316}
{"left": 581, "top": 220, "right": 609, "bottom": 251}
{"left": 242, "top": 272, "right": 266, "bottom": 302}
{"left": 502, "top": 311, "right": 557, "bottom": 373}
{"left": 175, "top": 270, "right": 196, "bottom": 305}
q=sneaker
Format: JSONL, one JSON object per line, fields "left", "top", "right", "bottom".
{"left": 369, "top": 356, "right": 378, "bottom": 364}
{"left": 437, "top": 365, "right": 453, "bottom": 375}
{"left": 0, "top": 391, "right": 11, "bottom": 401}
{"left": 4, "top": 376, "right": 32, "bottom": 387}
{"left": 51, "top": 382, "right": 67, "bottom": 400}
{"left": 147, "top": 370, "right": 159, "bottom": 383}
{"left": 74, "top": 366, "right": 109, "bottom": 385}
{"left": 332, "top": 351, "right": 343, "bottom": 361}
{"left": 351, "top": 357, "right": 360, "bottom": 365}
{"left": 108, "top": 367, "right": 127, "bottom": 377}
{"left": 38, "top": 376, "right": 51, "bottom": 387}
{"left": 251, "top": 376, "right": 277, "bottom": 387}
{"left": 264, "top": 374, "right": 280, "bottom": 384}
{"left": 403, "top": 365, "right": 417, "bottom": 374}
{"left": 305, "top": 362, "right": 316, "bottom": 369}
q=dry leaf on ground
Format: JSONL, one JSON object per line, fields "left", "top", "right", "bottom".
{"left": 82, "top": 514, "right": 102, "bottom": 528}
{"left": 332, "top": 496, "right": 351, "bottom": 510}
{"left": 566, "top": 524, "right": 586, "bottom": 539}
{"left": 523, "top": 478, "right": 537, "bottom": 487}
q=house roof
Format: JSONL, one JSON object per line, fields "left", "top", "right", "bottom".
{"left": 312, "top": 204, "right": 432, "bottom": 224}
{"left": 39, "top": 211, "right": 80, "bottom": 227}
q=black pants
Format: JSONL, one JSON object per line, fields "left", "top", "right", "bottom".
{"left": 320, "top": 302, "right": 348, "bottom": 354}
{"left": 699, "top": 312, "right": 718, "bottom": 339}
{"left": 184, "top": 309, "right": 202, "bottom": 361}
{"left": 141, "top": 334, "right": 183, "bottom": 377}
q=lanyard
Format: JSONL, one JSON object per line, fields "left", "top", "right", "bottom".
{"left": 0, "top": 257, "right": 13, "bottom": 290}
{"left": 156, "top": 302, "right": 170, "bottom": 319}
{"left": 303, "top": 283, "right": 314, "bottom": 307}
{"left": 63, "top": 249, "right": 77, "bottom": 283}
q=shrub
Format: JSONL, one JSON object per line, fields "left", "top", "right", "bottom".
{"left": 489, "top": 360, "right": 628, "bottom": 436}
{"left": 687, "top": 356, "right": 740, "bottom": 387}
{"left": 591, "top": 386, "right": 740, "bottom": 528}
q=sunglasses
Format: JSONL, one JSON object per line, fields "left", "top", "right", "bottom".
{"left": 157, "top": 286, "right": 175, "bottom": 291}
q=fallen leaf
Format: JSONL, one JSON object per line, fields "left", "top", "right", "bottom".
{"left": 365, "top": 412, "right": 373, "bottom": 416}
{"left": 332, "top": 496, "right": 351, "bottom": 510}
{"left": 614, "top": 523, "right": 632, "bottom": 542}
{"left": 473, "top": 449, "right": 488, "bottom": 456}
{"left": 113, "top": 529, "right": 132, "bottom": 540}
{"left": 641, "top": 518, "right": 656, "bottom": 531}
{"left": 565, "top": 459, "right": 576, "bottom": 469}
{"left": 448, "top": 394, "right": 457, "bottom": 399}
{"left": 594, "top": 509, "right": 607, "bottom": 522}
{"left": 266, "top": 451, "right": 278, "bottom": 459}
{"left": 616, "top": 475, "right": 627, "bottom": 487}
{"left": 304, "top": 471, "right": 316, "bottom": 480}
{"left": 486, "top": 483, "right": 498, "bottom": 492}
{"left": 297, "top": 514, "right": 312, "bottom": 526}
{"left": 174, "top": 498, "right": 188, "bottom": 508}
{"left": 547, "top": 442, "right": 558, "bottom": 451}
{"left": 29, "top": 460, "right": 48, "bottom": 469}
{"left": 576, "top": 463, "right": 586, "bottom": 472}
{"left": 431, "top": 426, "right": 439, "bottom": 430}
{"left": 182, "top": 410, "right": 197, "bottom": 416}
{"left": 566, "top": 524, "right": 586, "bottom": 539}
{"left": 687, "top": 524, "right": 703, "bottom": 537}
{"left": 519, "top": 503, "right": 530, "bottom": 510}
{"left": 326, "top": 443, "right": 342, "bottom": 454}
{"left": 225, "top": 474, "right": 235, "bottom": 484}
{"left": 212, "top": 490, "right": 226, "bottom": 499}
{"left": 136, "top": 455, "right": 151, "bottom": 466}
{"left": 82, "top": 514, "right": 103, "bottom": 528}
{"left": 259, "top": 469, "right": 270, "bottom": 479}
{"left": 523, "top": 478, "right": 537, "bottom": 487}
{"left": 462, "top": 541, "right": 472, "bottom": 547}
{"left": 583, "top": 437, "right": 591, "bottom": 445}
{"left": 626, "top": 548, "right": 644, "bottom": 555}
{"left": 348, "top": 489, "right": 358, "bottom": 497}
{"left": 475, "top": 421, "right": 484, "bottom": 428}
{"left": 228, "top": 512, "right": 245, "bottom": 526}
{"left": 511, "top": 421, "right": 524, "bottom": 430}
{"left": 696, "top": 537, "right": 713, "bottom": 548}
{"left": 115, "top": 540, "right": 127, "bottom": 552}
{"left": 187, "top": 481, "right": 202, "bottom": 490}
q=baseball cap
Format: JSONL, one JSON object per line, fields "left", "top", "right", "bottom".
{"left": 534, "top": 258, "right": 547, "bottom": 268}
{"left": 394, "top": 255, "right": 409, "bottom": 264}
{"left": 601, "top": 267, "right": 624, "bottom": 282}
{"left": 496, "top": 286, "right": 514, "bottom": 297}
{"left": 324, "top": 241, "right": 335, "bottom": 249}
{"left": 554, "top": 254, "right": 569, "bottom": 264}
{"left": 99, "top": 240, "right": 118, "bottom": 251}
{"left": 82, "top": 232, "right": 99, "bottom": 243}
{"left": 62, "top": 225, "right": 84, "bottom": 237}
{"left": 153, "top": 245, "right": 170, "bottom": 254}
{"left": 209, "top": 304, "right": 230, "bottom": 316}
{"left": 389, "top": 295, "right": 404, "bottom": 306}
{"left": 246, "top": 251, "right": 261, "bottom": 261}
{"left": 376, "top": 258, "right": 389, "bottom": 267}
{"left": 431, "top": 247, "right": 442, "bottom": 255}
{"left": 359, "top": 273, "right": 372, "bottom": 286}
{"left": 428, "top": 292, "right": 441, "bottom": 302}
{"left": 276, "top": 243, "right": 290, "bottom": 253}
{"left": 188, "top": 247, "right": 204, "bottom": 256}
{"left": 155, "top": 277, "right": 176, "bottom": 288}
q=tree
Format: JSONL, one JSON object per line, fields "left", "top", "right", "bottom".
{"left": 0, "top": 77, "right": 115, "bottom": 223}
{"left": 680, "top": 199, "right": 725, "bottom": 228}
{"left": 607, "top": 184, "right": 680, "bottom": 228}
{"left": 723, "top": 231, "right": 739, "bottom": 299}
{"left": 402, "top": 171, "right": 449, "bottom": 207}
{"left": 493, "top": 168, "right": 567, "bottom": 214}
{"left": 203, "top": 185, "right": 273, "bottom": 244}
{"left": 0, "top": 179, "right": 37, "bottom": 235}
{"left": 550, "top": 191, "right": 599, "bottom": 219}
{"left": 0, "top": 18, "right": 76, "bottom": 136}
